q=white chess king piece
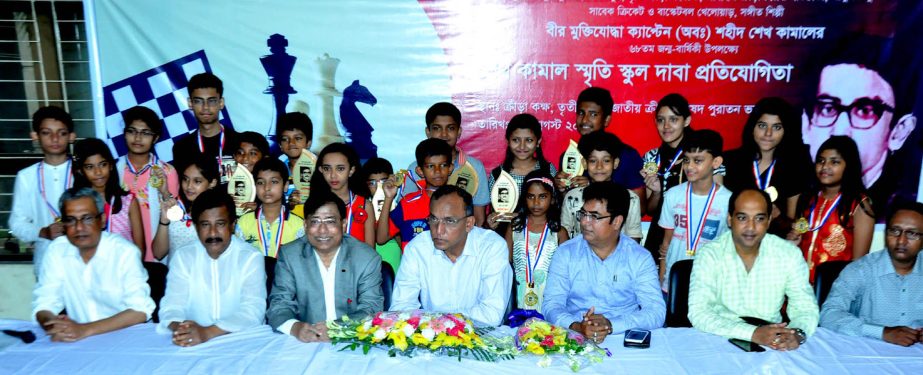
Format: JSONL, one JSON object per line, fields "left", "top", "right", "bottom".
{"left": 315, "top": 53, "right": 344, "bottom": 150}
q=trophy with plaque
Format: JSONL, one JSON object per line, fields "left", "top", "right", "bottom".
{"left": 372, "top": 170, "right": 407, "bottom": 221}
{"left": 293, "top": 148, "right": 317, "bottom": 204}
{"left": 227, "top": 165, "right": 256, "bottom": 217}
{"left": 490, "top": 170, "right": 519, "bottom": 222}
{"left": 560, "top": 139, "right": 585, "bottom": 186}
{"left": 448, "top": 161, "right": 479, "bottom": 197}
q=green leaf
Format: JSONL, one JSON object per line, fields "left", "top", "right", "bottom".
{"left": 362, "top": 343, "right": 371, "bottom": 355}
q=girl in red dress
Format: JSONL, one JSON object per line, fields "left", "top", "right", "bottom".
{"left": 788, "top": 136, "right": 873, "bottom": 282}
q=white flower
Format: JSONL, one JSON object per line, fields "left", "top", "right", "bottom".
{"left": 374, "top": 328, "right": 387, "bottom": 341}
{"left": 363, "top": 321, "right": 372, "bottom": 330}
{"left": 537, "top": 356, "right": 553, "bottom": 368}
{"left": 444, "top": 320, "right": 456, "bottom": 329}
{"left": 421, "top": 327, "right": 436, "bottom": 341}
{"left": 402, "top": 323, "right": 415, "bottom": 338}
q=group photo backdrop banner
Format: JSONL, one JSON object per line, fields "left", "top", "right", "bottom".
{"left": 88, "top": 0, "right": 923, "bottom": 211}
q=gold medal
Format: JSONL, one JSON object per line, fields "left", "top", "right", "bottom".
{"left": 686, "top": 248, "right": 695, "bottom": 257}
{"left": 394, "top": 169, "right": 407, "bottom": 188}
{"left": 524, "top": 288, "right": 539, "bottom": 308}
{"left": 765, "top": 186, "right": 778, "bottom": 203}
{"left": 793, "top": 217, "right": 809, "bottom": 234}
{"left": 643, "top": 161, "right": 658, "bottom": 176}
{"left": 149, "top": 165, "right": 164, "bottom": 189}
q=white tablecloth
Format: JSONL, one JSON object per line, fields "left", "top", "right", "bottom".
{"left": 1, "top": 320, "right": 921, "bottom": 374}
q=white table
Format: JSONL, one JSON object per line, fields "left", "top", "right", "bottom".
{"left": 1, "top": 320, "right": 921, "bottom": 374}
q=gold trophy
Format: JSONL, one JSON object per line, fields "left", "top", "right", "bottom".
{"left": 293, "top": 148, "right": 318, "bottom": 203}
{"left": 449, "top": 161, "right": 478, "bottom": 197}
{"left": 561, "top": 139, "right": 585, "bottom": 186}
{"left": 227, "top": 165, "right": 255, "bottom": 217}
{"left": 490, "top": 170, "right": 519, "bottom": 222}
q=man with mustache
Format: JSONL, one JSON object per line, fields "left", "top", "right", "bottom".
{"left": 157, "top": 189, "right": 266, "bottom": 347}
{"left": 390, "top": 186, "right": 513, "bottom": 326}
{"left": 820, "top": 201, "right": 923, "bottom": 346}
{"left": 267, "top": 190, "right": 383, "bottom": 342}
{"left": 688, "top": 188, "right": 818, "bottom": 351}
{"left": 32, "top": 187, "right": 155, "bottom": 342}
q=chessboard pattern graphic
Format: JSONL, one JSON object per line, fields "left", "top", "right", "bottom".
{"left": 101, "top": 50, "right": 234, "bottom": 162}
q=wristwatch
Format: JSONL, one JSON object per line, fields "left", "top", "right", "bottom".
{"left": 792, "top": 328, "right": 807, "bottom": 345}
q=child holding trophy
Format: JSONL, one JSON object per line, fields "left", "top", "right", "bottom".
{"left": 236, "top": 158, "right": 305, "bottom": 257}
{"left": 505, "top": 170, "right": 568, "bottom": 314}
{"left": 486, "top": 114, "right": 557, "bottom": 230}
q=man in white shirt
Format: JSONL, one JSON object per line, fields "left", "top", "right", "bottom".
{"left": 267, "top": 190, "right": 383, "bottom": 342}
{"left": 158, "top": 190, "right": 266, "bottom": 347}
{"left": 391, "top": 186, "right": 513, "bottom": 326}
{"left": 32, "top": 187, "right": 155, "bottom": 342}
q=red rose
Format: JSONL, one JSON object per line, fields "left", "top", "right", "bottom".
{"left": 406, "top": 316, "right": 421, "bottom": 329}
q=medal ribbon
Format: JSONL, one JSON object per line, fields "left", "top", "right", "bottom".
{"left": 345, "top": 192, "right": 356, "bottom": 232}
{"left": 103, "top": 195, "right": 115, "bottom": 232}
{"left": 126, "top": 154, "right": 157, "bottom": 176}
{"left": 752, "top": 159, "right": 776, "bottom": 190}
{"left": 38, "top": 159, "right": 72, "bottom": 218}
{"left": 657, "top": 148, "right": 683, "bottom": 177}
{"left": 808, "top": 193, "right": 841, "bottom": 232}
{"left": 176, "top": 199, "right": 190, "bottom": 222}
{"left": 256, "top": 206, "right": 285, "bottom": 257}
{"left": 523, "top": 218, "right": 549, "bottom": 286}
{"left": 685, "top": 183, "right": 718, "bottom": 256}
{"left": 197, "top": 125, "right": 225, "bottom": 156}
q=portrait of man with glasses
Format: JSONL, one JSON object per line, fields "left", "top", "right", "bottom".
{"left": 803, "top": 63, "right": 918, "bottom": 218}
{"left": 390, "top": 185, "right": 513, "bottom": 326}
{"left": 31, "top": 187, "right": 155, "bottom": 343}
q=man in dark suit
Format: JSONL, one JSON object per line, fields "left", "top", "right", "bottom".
{"left": 267, "top": 190, "right": 383, "bottom": 342}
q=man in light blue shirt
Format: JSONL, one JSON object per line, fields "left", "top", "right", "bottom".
{"left": 820, "top": 202, "right": 923, "bottom": 346}
{"left": 390, "top": 186, "right": 512, "bottom": 326}
{"left": 543, "top": 182, "right": 665, "bottom": 344}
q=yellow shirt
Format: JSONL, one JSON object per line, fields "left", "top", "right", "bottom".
{"left": 236, "top": 210, "right": 305, "bottom": 257}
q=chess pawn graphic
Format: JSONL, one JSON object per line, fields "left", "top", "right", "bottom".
{"left": 314, "top": 53, "right": 344, "bottom": 150}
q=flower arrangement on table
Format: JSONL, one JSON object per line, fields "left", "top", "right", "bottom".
{"left": 327, "top": 310, "right": 516, "bottom": 362}
{"left": 516, "top": 318, "right": 611, "bottom": 372}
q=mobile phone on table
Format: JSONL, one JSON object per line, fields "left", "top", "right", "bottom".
{"left": 729, "top": 338, "right": 765, "bottom": 352}
{"left": 623, "top": 329, "right": 651, "bottom": 348}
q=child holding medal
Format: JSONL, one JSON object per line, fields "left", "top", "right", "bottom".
{"left": 723, "top": 97, "right": 813, "bottom": 236}
{"left": 10, "top": 107, "right": 75, "bottom": 275}
{"left": 153, "top": 155, "right": 219, "bottom": 261}
{"left": 788, "top": 136, "right": 873, "bottom": 281}
{"left": 73, "top": 138, "right": 145, "bottom": 251}
{"left": 299, "top": 143, "right": 374, "bottom": 246}
{"left": 658, "top": 130, "right": 732, "bottom": 292}
{"left": 236, "top": 158, "right": 305, "bottom": 257}
{"left": 116, "top": 106, "right": 179, "bottom": 262}
{"left": 505, "top": 170, "right": 568, "bottom": 314}
{"left": 232, "top": 131, "right": 270, "bottom": 212}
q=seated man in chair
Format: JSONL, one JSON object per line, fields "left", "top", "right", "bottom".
{"left": 820, "top": 201, "right": 923, "bottom": 346}
{"left": 157, "top": 190, "right": 266, "bottom": 346}
{"left": 268, "top": 190, "right": 383, "bottom": 342}
{"left": 688, "top": 188, "right": 818, "bottom": 351}
{"left": 32, "top": 187, "right": 155, "bottom": 342}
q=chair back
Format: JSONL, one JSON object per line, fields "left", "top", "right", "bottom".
{"left": 143, "top": 262, "right": 169, "bottom": 323}
{"left": 264, "top": 256, "right": 277, "bottom": 296}
{"left": 381, "top": 261, "right": 395, "bottom": 310}
{"left": 814, "top": 260, "right": 851, "bottom": 307}
{"left": 666, "top": 259, "right": 694, "bottom": 328}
